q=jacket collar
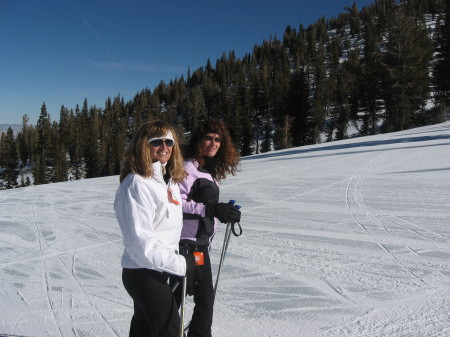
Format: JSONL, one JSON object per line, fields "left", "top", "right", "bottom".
{"left": 152, "top": 161, "right": 166, "bottom": 185}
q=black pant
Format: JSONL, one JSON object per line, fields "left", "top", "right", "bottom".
{"left": 172, "top": 245, "right": 214, "bottom": 337}
{"left": 122, "top": 268, "right": 181, "bottom": 337}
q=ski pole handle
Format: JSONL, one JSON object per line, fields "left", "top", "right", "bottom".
{"left": 228, "top": 199, "right": 242, "bottom": 236}
{"left": 229, "top": 200, "right": 241, "bottom": 210}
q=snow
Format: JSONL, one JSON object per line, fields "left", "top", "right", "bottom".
{"left": 1, "top": 122, "right": 450, "bottom": 337}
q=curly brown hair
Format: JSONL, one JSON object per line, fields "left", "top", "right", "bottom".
{"left": 186, "top": 119, "right": 240, "bottom": 181}
{"left": 120, "top": 120, "right": 186, "bottom": 183}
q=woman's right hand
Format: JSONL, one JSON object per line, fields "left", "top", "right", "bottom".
{"left": 213, "top": 203, "right": 241, "bottom": 224}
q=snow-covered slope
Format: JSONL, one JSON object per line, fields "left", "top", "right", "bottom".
{"left": 1, "top": 122, "right": 450, "bottom": 337}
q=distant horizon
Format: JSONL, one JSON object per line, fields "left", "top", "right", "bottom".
{"left": 0, "top": 0, "right": 375, "bottom": 125}
{"left": 0, "top": 124, "right": 22, "bottom": 137}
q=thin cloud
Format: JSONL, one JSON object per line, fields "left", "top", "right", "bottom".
{"left": 78, "top": 53, "right": 122, "bottom": 78}
{"left": 73, "top": 0, "right": 119, "bottom": 71}
{"left": 102, "top": 62, "right": 186, "bottom": 73}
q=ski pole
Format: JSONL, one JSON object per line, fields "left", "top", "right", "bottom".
{"left": 213, "top": 221, "right": 232, "bottom": 299}
{"left": 171, "top": 280, "right": 180, "bottom": 293}
{"left": 179, "top": 275, "right": 187, "bottom": 337}
{"left": 213, "top": 200, "right": 241, "bottom": 299}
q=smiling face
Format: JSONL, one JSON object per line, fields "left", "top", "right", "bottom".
{"left": 149, "top": 139, "right": 173, "bottom": 164}
{"left": 201, "top": 132, "right": 221, "bottom": 158}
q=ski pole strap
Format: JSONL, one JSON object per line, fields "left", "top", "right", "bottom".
{"left": 231, "top": 222, "right": 242, "bottom": 236}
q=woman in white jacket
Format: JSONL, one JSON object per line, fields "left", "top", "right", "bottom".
{"left": 114, "top": 120, "right": 194, "bottom": 337}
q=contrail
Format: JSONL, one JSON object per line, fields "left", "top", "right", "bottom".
{"left": 73, "top": 0, "right": 120, "bottom": 76}
{"left": 77, "top": 53, "right": 122, "bottom": 79}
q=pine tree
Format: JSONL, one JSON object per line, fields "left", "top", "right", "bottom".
{"left": 0, "top": 128, "right": 19, "bottom": 189}
{"left": 16, "top": 114, "right": 35, "bottom": 169}
{"left": 310, "top": 41, "right": 329, "bottom": 143}
{"left": 325, "top": 35, "right": 343, "bottom": 141}
{"left": 248, "top": 48, "right": 270, "bottom": 154}
{"left": 359, "top": 12, "right": 384, "bottom": 135}
{"left": 238, "top": 59, "right": 255, "bottom": 156}
{"left": 53, "top": 134, "right": 68, "bottom": 183}
{"left": 110, "top": 95, "right": 126, "bottom": 175}
{"left": 101, "top": 98, "right": 114, "bottom": 176}
{"left": 58, "top": 105, "right": 71, "bottom": 152}
{"left": 0, "top": 132, "right": 6, "bottom": 188}
{"left": 33, "top": 103, "right": 51, "bottom": 184}
{"left": 273, "top": 114, "right": 294, "bottom": 150}
{"left": 68, "top": 105, "right": 84, "bottom": 180}
{"left": 347, "top": 2, "right": 361, "bottom": 37}
{"left": 285, "top": 66, "right": 311, "bottom": 146}
{"left": 434, "top": 0, "right": 450, "bottom": 110}
{"left": 222, "top": 55, "right": 247, "bottom": 147}
{"left": 260, "top": 119, "right": 272, "bottom": 153}
{"left": 240, "top": 118, "right": 255, "bottom": 156}
{"left": 80, "top": 98, "right": 91, "bottom": 177}
{"left": 381, "top": 8, "right": 434, "bottom": 131}
{"left": 85, "top": 105, "right": 102, "bottom": 178}
{"left": 337, "top": 50, "right": 361, "bottom": 140}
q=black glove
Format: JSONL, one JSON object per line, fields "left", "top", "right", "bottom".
{"left": 213, "top": 202, "right": 241, "bottom": 224}
{"left": 188, "top": 178, "right": 219, "bottom": 205}
{"left": 185, "top": 253, "right": 196, "bottom": 296}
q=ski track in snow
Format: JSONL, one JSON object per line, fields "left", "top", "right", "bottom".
{"left": 1, "top": 122, "right": 450, "bottom": 336}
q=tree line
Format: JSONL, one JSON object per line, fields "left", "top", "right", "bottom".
{"left": 1, "top": 0, "right": 449, "bottom": 189}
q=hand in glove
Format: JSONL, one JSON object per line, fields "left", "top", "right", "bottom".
{"left": 213, "top": 202, "right": 241, "bottom": 224}
{"left": 188, "top": 178, "right": 219, "bottom": 205}
{"left": 185, "top": 253, "right": 196, "bottom": 296}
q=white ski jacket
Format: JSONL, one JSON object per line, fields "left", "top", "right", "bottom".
{"left": 114, "top": 162, "right": 186, "bottom": 276}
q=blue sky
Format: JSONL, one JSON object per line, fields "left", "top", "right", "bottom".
{"left": 0, "top": 0, "right": 374, "bottom": 125}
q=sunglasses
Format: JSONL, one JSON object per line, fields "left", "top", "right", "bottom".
{"left": 149, "top": 138, "right": 175, "bottom": 147}
{"left": 203, "top": 135, "right": 222, "bottom": 143}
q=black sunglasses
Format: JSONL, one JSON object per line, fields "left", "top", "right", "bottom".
{"left": 203, "top": 135, "right": 222, "bottom": 143}
{"left": 149, "top": 139, "right": 175, "bottom": 147}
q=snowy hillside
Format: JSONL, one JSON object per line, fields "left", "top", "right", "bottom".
{"left": 1, "top": 122, "right": 450, "bottom": 337}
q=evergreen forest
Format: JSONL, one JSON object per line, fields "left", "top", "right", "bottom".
{"left": 1, "top": 0, "right": 449, "bottom": 189}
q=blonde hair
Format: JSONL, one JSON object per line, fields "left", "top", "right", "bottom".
{"left": 120, "top": 120, "right": 186, "bottom": 183}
